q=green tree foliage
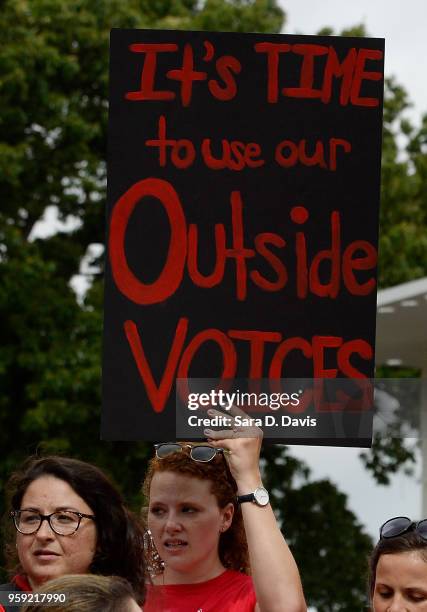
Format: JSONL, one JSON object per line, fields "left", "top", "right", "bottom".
{"left": 0, "top": 0, "right": 285, "bottom": 482}
{"left": 379, "top": 79, "right": 427, "bottom": 286}
{"left": 0, "top": 0, "right": 293, "bottom": 580}
{"left": 262, "top": 446, "right": 372, "bottom": 611}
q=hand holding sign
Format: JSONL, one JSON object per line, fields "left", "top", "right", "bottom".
{"left": 204, "top": 404, "right": 263, "bottom": 490}
{"left": 204, "top": 403, "right": 307, "bottom": 610}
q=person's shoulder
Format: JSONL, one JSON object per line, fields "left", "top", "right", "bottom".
{"left": 0, "top": 580, "right": 20, "bottom": 612}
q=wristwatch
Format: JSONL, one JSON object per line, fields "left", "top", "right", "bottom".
{"left": 236, "top": 486, "right": 269, "bottom": 507}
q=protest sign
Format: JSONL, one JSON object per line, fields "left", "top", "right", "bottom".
{"left": 102, "top": 29, "right": 384, "bottom": 442}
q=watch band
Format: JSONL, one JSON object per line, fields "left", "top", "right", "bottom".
{"left": 236, "top": 486, "right": 269, "bottom": 507}
{"left": 236, "top": 492, "right": 256, "bottom": 504}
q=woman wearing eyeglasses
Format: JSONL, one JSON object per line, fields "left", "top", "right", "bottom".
{"left": 142, "top": 407, "right": 306, "bottom": 612}
{"left": 370, "top": 516, "right": 427, "bottom": 610}
{"left": 0, "top": 456, "right": 146, "bottom": 611}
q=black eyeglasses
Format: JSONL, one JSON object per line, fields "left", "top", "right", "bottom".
{"left": 380, "top": 516, "right": 427, "bottom": 541}
{"left": 10, "top": 510, "right": 96, "bottom": 536}
{"left": 154, "top": 442, "right": 229, "bottom": 463}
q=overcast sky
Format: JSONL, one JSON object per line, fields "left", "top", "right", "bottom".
{"left": 278, "top": 0, "right": 424, "bottom": 538}
{"left": 280, "top": 0, "right": 427, "bottom": 126}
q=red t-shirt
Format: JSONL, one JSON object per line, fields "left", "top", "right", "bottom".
{"left": 143, "top": 569, "right": 257, "bottom": 612}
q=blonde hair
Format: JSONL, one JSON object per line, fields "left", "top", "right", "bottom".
{"left": 20, "top": 574, "right": 137, "bottom": 612}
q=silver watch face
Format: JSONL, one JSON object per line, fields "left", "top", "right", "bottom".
{"left": 254, "top": 487, "right": 269, "bottom": 506}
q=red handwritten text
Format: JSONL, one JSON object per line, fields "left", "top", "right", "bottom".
{"left": 109, "top": 178, "right": 377, "bottom": 304}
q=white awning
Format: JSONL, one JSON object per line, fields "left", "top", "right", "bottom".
{"left": 376, "top": 277, "right": 427, "bottom": 369}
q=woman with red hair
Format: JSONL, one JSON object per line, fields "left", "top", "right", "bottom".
{"left": 142, "top": 409, "right": 306, "bottom": 612}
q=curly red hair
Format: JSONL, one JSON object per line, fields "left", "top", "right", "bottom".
{"left": 141, "top": 445, "right": 250, "bottom": 575}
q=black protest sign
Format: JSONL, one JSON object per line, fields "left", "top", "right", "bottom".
{"left": 102, "top": 29, "right": 384, "bottom": 442}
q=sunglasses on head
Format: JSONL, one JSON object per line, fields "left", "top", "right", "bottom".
{"left": 380, "top": 516, "right": 427, "bottom": 541}
{"left": 154, "top": 442, "right": 229, "bottom": 463}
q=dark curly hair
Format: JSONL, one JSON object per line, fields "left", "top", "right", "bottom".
{"left": 142, "top": 445, "right": 250, "bottom": 575}
{"left": 368, "top": 530, "right": 427, "bottom": 598}
{"left": 3, "top": 456, "right": 147, "bottom": 603}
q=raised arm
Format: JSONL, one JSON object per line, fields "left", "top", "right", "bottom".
{"left": 205, "top": 408, "right": 307, "bottom": 612}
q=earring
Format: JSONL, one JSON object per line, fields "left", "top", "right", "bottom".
{"left": 144, "top": 529, "right": 164, "bottom": 572}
